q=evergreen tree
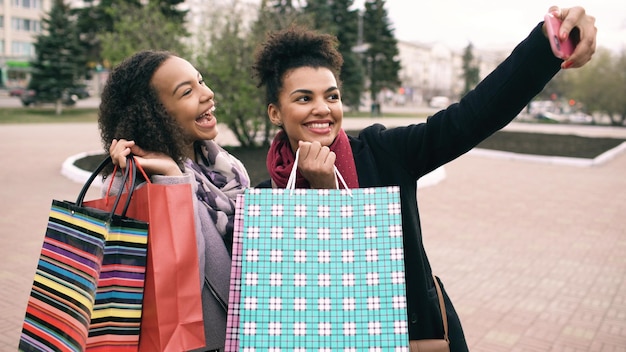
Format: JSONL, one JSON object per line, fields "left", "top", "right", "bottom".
{"left": 304, "top": 0, "right": 365, "bottom": 111}
{"left": 149, "top": 0, "right": 188, "bottom": 26}
{"left": 73, "top": 0, "right": 141, "bottom": 68}
{"left": 362, "top": 0, "right": 400, "bottom": 111}
{"left": 29, "top": 0, "right": 87, "bottom": 114}
{"left": 461, "top": 42, "right": 480, "bottom": 97}
{"left": 253, "top": 0, "right": 310, "bottom": 34}
{"left": 268, "top": 0, "right": 300, "bottom": 17}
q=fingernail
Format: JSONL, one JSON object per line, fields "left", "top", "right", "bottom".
{"left": 562, "top": 61, "right": 573, "bottom": 69}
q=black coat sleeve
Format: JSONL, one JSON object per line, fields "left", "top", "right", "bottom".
{"left": 357, "top": 23, "right": 562, "bottom": 180}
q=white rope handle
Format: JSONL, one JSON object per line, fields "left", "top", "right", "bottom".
{"left": 287, "top": 148, "right": 351, "bottom": 195}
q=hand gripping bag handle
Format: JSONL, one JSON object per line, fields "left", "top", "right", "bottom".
{"left": 75, "top": 155, "right": 138, "bottom": 218}
{"left": 286, "top": 148, "right": 352, "bottom": 195}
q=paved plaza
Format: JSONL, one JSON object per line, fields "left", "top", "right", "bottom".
{"left": 1, "top": 119, "right": 625, "bottom": 351}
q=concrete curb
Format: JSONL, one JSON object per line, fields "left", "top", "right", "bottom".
{"left": 468, "top": 141, "right": 626, "bottom": 167}
{"left": 61, "top": 150, "right": 104, "bottom": 188}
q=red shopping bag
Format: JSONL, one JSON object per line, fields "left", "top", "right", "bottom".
{"left": 86, "top": 159, "right": 206, "bottom": 352}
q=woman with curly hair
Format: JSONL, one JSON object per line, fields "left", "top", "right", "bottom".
{"left": 98, "top": 50, "right": 250, "bottom": 351}
{"left": 253, "top": 6, "right": 596, "bottom": 351}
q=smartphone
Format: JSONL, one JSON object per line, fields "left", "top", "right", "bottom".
{"left": 544, "top": 13, "right": 575, "bottom": 59}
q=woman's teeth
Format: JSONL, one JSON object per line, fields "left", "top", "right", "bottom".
{"left": 197, "top": 111, "right": 210, "bottom": 121}
{"left": 308, "top": 123, "right": 329, "bottom": 129}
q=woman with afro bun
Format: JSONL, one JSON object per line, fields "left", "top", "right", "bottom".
{"left": 99, "top": 50, "right": 250, "bottom": 351}
{"left": 253, "top": 6, "right": 596, "bottom": 351}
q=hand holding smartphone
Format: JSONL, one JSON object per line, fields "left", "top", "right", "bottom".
{"left": 545, "top": 12, "right": 575, "bottom": 59}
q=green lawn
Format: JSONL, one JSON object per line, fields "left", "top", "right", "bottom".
{"left": 0, "top": 107, "right": 99, "bottom": 124}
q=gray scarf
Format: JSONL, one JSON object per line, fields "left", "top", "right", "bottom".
{"left": 186, "top": 141, "right": 250, "bottom": 253}
{"left": 185, "top": 141, "right": 249, "bottom": 348}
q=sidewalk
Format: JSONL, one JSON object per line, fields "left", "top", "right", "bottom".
{"left": 1, "top": 120, "right": 624, "bottom": 351}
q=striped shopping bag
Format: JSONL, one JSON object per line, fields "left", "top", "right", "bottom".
{"left": 19, "top": 157, "right": 149, "bottom": 352}
{"left": 85, "top": 222, "right": 149, "bottom": 351}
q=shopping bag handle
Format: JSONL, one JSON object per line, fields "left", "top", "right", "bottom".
{"left": 286, "top": 148, "right": 351, "bottom": 195}
{"left": 75, "top": 155, "right": 137, "bottom": 218}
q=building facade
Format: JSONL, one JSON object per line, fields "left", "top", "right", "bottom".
{"left": 396, "top": 39, "right": 507, "bottom": 107}
{"left": 0, "top": 0, "right": 51, "bottom": 88}
{"left": 0, "top": 0, "right": 507, "bottom": 105}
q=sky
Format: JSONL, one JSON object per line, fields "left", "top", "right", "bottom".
{"left": 353, "top": 0, "right": 626, "bottom": 52}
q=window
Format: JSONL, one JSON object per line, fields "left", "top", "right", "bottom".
{"left": 12, "top": 0, "right": 40, "bottom": 8}
{"left": 11, "top": 18, "right": 41, "bottom": 32}
{"left": 12, "top": 41, "right": 34, "bottom": 56}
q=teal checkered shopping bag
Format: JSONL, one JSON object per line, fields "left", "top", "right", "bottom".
{"left": 226, "top": 185, "right": 409, "bottom": 351}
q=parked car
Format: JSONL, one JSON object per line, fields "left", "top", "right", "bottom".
{"left": 567, "top": 111, "right": 593, "bottom": 124}
{"left": 8, "top": 86, "right": 27, "bottom": 97}
{"left": 71, "top": 85, "right": 91, "bottom": 99}
{"left": 535, "top": 111, "right": 563, "bottom": 123}
{"left": 20, "top": 89, "right": 78, "bottom": 107}
{"left": 429, "top": 96, "right": 451, "bottom": 108}
{"left": 19, "top": 85, "right": 91, "bottom": 107}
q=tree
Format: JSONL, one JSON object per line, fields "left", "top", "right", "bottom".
{"left": 613, "top": 50, "right": 626, "bottom": 125}
{"left": 193, "top": 0, "right": 267, "bottom": 148}
{"left": 245, "top": 0, "right": 313, "bottom": 145}
{"left": 253, "top": 0, "right": 310, "bottom": 34}
{"left": 149, "top": 0, "right": 188, "bottom": 26}
{"left": 303, "top": 0, "right": 365, "bottom": 111}
{"left": 568, "top": 48, "right": 626, "bottom": 126}
{"left": 73, "top": 0, "right": 141, "bottom": 69}
{"left": 362, "top": 0, "right": 401, "bottom": 112}
{"left": 29, "top": 0, "right": 87, "bottom": 115}
{"left": 539, "top": 69, "right": 570, "bottom": 102}
{"left": 537, "top": 48, "right": 626, "bottom": 126}
{"left": 98, "top": 2, "right": 190, "bottom": 68}
{"left": 460, "top": 42, "right": 480, "bottom": 97}
{"left": 74, "top": 0, "right": 188, "bottom": 70}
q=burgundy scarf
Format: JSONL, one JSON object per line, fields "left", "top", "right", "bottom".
{"left": 267, "top": 129, "right": 359, "bottom": 189}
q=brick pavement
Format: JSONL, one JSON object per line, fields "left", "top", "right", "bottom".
{"left": 1, "top": 120, "right": 625, "bottom": 351}
{"left": 419, "top": 148, "right": 626, "bottom": 351}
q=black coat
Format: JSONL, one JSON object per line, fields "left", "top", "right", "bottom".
{"left": 258, "top": 23, "right": 562, "bottom": 351}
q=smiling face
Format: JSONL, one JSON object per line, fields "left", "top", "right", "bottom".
{"left": 268, "top": 66, "right": 343, "bottom": 152}
{"left": 151, "top": 56, "right": 218, "bottom": 145}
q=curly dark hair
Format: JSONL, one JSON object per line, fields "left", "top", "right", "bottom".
{"left": 252, "top": 25, "right": 344, "bottom": 107}
{"left": 98, "top": 50, "right": 190, "bottom": 174}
